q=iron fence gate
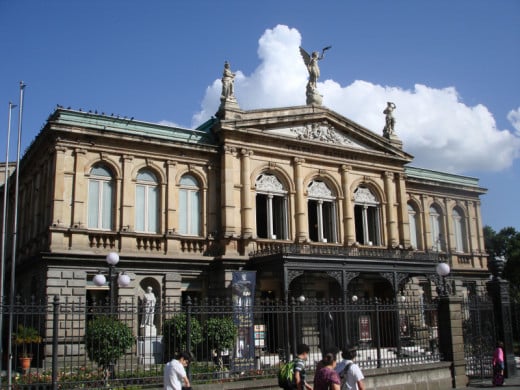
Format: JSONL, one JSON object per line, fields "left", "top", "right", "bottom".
{"left": 0, "top": 295, "right": 441, "bottom": 389}
{"left": 462, "top": 295, "right": 496, "bottom": 379}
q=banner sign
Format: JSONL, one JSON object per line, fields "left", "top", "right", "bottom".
{"left": 231, "top": 271, "right": 256, "bottom": 372}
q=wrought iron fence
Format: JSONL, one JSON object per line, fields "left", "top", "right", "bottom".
{"left": 0, "top": 295, "right": 440, "bottom": 389}
{"left": 462, "top": 295, "right": 496, "bottom": 379}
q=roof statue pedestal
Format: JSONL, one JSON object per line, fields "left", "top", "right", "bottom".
{"left": 216, "top": 61, "right": 242, "bottom": 120}
{"left": 382, "top": 102, "right": 403, "bottom": 149}
{"left": 299, "top": 46, "right": 331, "bottom": 106}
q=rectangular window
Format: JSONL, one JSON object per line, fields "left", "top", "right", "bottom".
{"left": 88, "top": 181, "right": 100, "bottom": 228}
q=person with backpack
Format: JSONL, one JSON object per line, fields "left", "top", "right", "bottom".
{"left": 336, "top": 347, "right": 365, "bottom": 390}
{"left": 279, "top": 343, "right": 312, "bottom": 390}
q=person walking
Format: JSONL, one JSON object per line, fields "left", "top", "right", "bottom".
{"left": 492, "top": 341, "right": 505, "bottom": 386}
{"left": 313, "top": 352, "right": 340, "bottom": 390}
{"left": 293, "top": 343, "right": 313, "bottom": 390}
{"left": 164, "top": 352, "right": 191, "bottom": 390}
{"left": 336, "top": 347, "right": 365, "bottom": 390}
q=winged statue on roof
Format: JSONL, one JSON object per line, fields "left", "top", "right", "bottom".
{"left": 299, "top": 45, "right": 331, "bottom": 105}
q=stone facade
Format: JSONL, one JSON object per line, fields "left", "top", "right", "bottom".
{"left": 2, "top": 102, "right": 490, "bottom": 362}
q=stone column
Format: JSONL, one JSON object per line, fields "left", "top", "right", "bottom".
{"left": 51, "top": 146, "right": 67, "bottom": 227}
{"left": 293, "top": 158, "right": 306, "bottom": 242}
{"left": 165, "top": 161, "right": 177, "bottom": 233}
{"left": 383, "top": 171, "right": 397, "bottom": 247}
{"left": 437, "top": 295, "right": 467, "bottom": 388}
{"left": 240, "top": 149, "right": 253, "bottom": 239}
{"left": 122, "top": 155, "right": 135, "bottom": 219}
{"left": 341, "top": 165, "right": 355, "bottom": 245}
{"left": 72, "top": 148, "right": 87, "bottom": 228}
{"left": 443, "top": 198, "right": 452, "bottom": 252}
{"left": 120, "top": 155, "right": 134, "bottom": 251}
{"left": 396, "top": 173, "right": 409, "bottom": 248}
{"left": 221, "top": 146, "right": 237, "bottom": 238}
{"left": 487, "top": 256, "right": 517, "bottom": 378}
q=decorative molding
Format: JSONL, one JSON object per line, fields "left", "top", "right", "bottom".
{"left": 255, "top": 174, "right": 286, "bottom": 193}
{"left": 308, "top": 181, "right": 334, "bottom": 199}
{"left": 326, "top": 271, "right": 342, "bottom": 285}
{"left": 354, "top": 187, "right": 378, "bottom": 205}
{"left": 290, "top": 122, "right": 353, "bottom": 145}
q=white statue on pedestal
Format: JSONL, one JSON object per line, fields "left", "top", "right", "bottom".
{"left": 141, "top": 286, "right": 156, "bottom": 329}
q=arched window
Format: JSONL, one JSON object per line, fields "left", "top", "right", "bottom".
{"left": 408, "top": 203, "right": 420, "bottom": 249}
{"left": 88, "top": 164, "right": 114, "bottom": 230}
{"left": 179, "top": 174, "right": 201, "bottom": 235}
{"left": 353, "top": 186, "right": 381, "bottom": 245}
{"left": 452, "top": 208, "right": 467, "bottom": 253}
{"left": 255, "top": 173, "right": 288, "bottom": 240}
{"left": 307, "top": 180, "right": 337, "bottom": 243}
{"left": 429, "top": 205, "right": 445, "bottom": 251}
{"left": 136, "top": 169, "right": 159, "bottom": 233}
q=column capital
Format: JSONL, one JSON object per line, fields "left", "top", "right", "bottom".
{"left": 293, "top": 157, "right": 305, "bottom": 165}
{"left": 240, "top": 148, "right": 253, "bottom": 157}
{"left": 74, "top": 148, "right": 88, "bottom": 156}
{"left": 383, "top": 171, "right": 395, "bottom": 180}
{"left": 223, "top": 145, "right": 236, "bottom": 154}
{"left": 340, "top": 164, "right": 352, "bottom": 172}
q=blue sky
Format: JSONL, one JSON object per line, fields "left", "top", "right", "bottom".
{"left": 1, "top": 1, "right": 519, "bottom": 231}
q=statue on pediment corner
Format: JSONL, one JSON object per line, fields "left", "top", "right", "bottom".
{"left": 221, "top": 61, "right": 236, "bottom": 102}
{"left": 383, "top": 102, "right": 397, "bottom": 138}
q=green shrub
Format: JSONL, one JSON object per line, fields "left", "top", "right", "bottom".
{"left": 163, "top": 313, "right": 202, "bottom": 359}
{"left": 85, "top": 316, "right": 134, "bottom": 370}
{"left": 205, "top": 316, "right": 237, "bottom": 371}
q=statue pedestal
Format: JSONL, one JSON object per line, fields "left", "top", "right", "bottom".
{"left": 138, "top": 333, "right": 163, "bottom": 365}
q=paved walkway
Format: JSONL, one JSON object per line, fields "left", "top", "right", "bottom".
{"left": 462, "top": 375, "right": 520, "bottom": 389}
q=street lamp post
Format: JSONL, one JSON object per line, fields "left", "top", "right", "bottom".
{"left": 93, "top": 252, "right": 131, "bottom": 313}
{"left": 435, "top": 262, "right": 451, "bottom": 297}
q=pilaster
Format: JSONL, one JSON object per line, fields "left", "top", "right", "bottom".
{"left": 240, "top": 149, "right": 253, "bottom": 239}
{"left": 51, "top": 146, "right": 67, "bottom": 227}
{"left": 221, "top": 146, "right": 237, "bottom": 238}
{"left": 396, "top": 173, "right": 410, "bottom": 248}
{"left": 72, "top": 148, "right": 88, "bottom": 229}
{"left": 383, "top": 171, "right": 397, "bottom": 247}
{"left": 293, "top": 158, "right": 306, "bottom": 242}
{"left": 341, "top": 165, "right": 355, "bottom": 245}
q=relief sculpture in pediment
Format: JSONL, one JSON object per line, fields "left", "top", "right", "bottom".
{"left": 290, "top": 122, "right": 354, "bottom": 146}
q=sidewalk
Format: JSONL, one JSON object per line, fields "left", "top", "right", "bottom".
{"left": 462, "top": 375, "right": 520, "bottom": 389}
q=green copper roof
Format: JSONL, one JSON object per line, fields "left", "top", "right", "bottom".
{"left": 405, "top": 166, "right": 482, "bottom": 188}
{"left": 52, "top": 109, "right": 217, "bottom": 146}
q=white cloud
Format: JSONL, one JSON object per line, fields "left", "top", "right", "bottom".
{"left": 192, "top": 24, "right": 520, "bottom": 173}
{"left": 508, "top": 107, "right": 520, "bottom": 133}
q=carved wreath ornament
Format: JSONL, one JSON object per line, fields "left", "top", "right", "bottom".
{"left": 290, "top": 122, "right": 354, "bottom": 146}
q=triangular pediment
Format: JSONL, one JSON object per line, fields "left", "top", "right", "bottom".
{"left": 218, "top": 105, "right": 413, "bottom": 162}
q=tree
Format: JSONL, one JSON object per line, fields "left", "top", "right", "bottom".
{"left": 163, "top": 313, "right": 202, "bottom": 360}
{"left": 484, "top": 225, "right": 520, "bottom": 302}
{"left": 205, "top": 316, "right": 237, "bottom": 371}
{"left": 85, "top": 316, "right": 134, "bottom": 374}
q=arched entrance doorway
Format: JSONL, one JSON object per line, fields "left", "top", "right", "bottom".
{"left": 349, "top": 273, "right": 399, "bottom": 348}
{"left": 289, "top": 271, "right": 342, "bottom": 352}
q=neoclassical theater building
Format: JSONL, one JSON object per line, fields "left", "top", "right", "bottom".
{"left": 4, "top": 63, "right": 489, "bottom": 325}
